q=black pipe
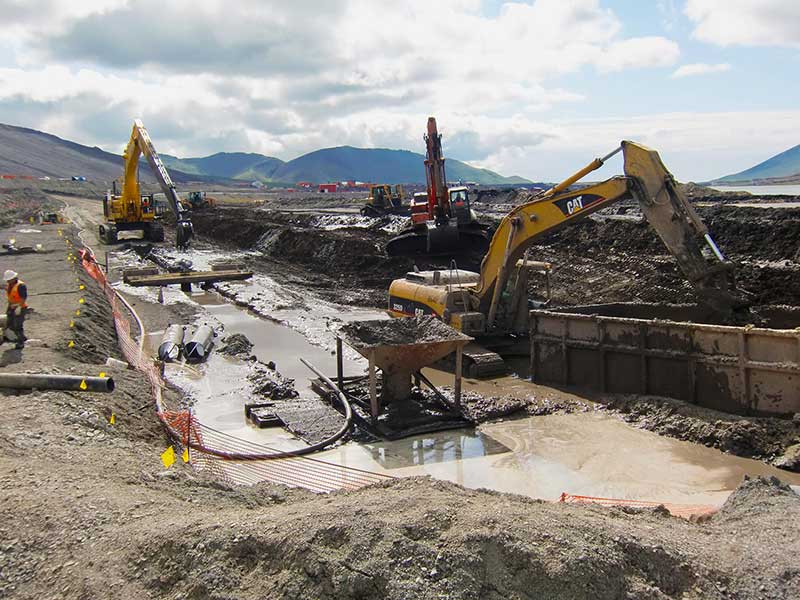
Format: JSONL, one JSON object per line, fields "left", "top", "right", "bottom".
{"left": 0, "top": 373, "right": 114, "bottom": 393}
{"left": 178, "top": 359, "right": 353, "bottom": 460}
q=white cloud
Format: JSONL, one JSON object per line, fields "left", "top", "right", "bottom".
{"left": 671, "top": 62, "right": 731, "bottom": 78}
{"left": 685, "top": 0, "right": 800, "bottom": 48}
{"left": 472, "top": 110, "right": 800, "bottom": 182}
{"left": 595, "top": 37, "right": 680, "bottom": 72}
{"left": 0, "top": 0, "right": 683, "bottom": 167}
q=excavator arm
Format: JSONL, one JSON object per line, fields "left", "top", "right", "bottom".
{"left": 477, "top": 141, "right": 745, "bottom": 325}
{"left": 424, "top": 117, "right": 449, "bottom": 224}
{"left": 122, "top": 120, "right": 194, "bottom": 249}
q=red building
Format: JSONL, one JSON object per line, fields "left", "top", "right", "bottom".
{"left": 318, "top": 183, "right": 337, "bottom": 193}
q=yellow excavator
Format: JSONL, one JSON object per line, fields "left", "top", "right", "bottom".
{"left": 388, "top": 140, "right": 748, "bottom": 376}
{"left": 100, "top": 119, "right": 194, "bottom": 249}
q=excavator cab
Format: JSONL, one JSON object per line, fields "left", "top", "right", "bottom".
{"left": 448, "top": 187, "right": 475, "bottom": 225}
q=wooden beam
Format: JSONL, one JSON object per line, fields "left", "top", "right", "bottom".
{"left": 124, "top": 269, "right": 253, "bottom": 287}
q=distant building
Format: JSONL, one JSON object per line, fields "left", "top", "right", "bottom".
{"left": 296, "top": 181, "right": 313, "bottom": 189}
{"left": 318, "top": 183, "right": 337, "bottom": 193}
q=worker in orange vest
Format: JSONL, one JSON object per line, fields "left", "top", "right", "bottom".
{"left": 4, "top": 269, "right": 28, "bottom": 349}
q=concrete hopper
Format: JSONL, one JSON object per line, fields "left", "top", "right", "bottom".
{"left": 339, "top": 316, "right": 472, "bottom": 417}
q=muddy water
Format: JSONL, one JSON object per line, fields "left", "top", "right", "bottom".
{"left": 317, "top": 412, "right": 800, "bottom": 505}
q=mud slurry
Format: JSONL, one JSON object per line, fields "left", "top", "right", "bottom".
{"left": 341, "top": 315, "right": 468, "bottom": 347}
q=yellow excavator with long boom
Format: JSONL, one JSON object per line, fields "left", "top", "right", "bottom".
{"left": 100, "top": 119, "right": 194, "bottom": 249}
{"left": 388, "top": 140, "right": 748, "bottom": 376}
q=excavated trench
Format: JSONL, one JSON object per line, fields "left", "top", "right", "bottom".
{"left": 188, "top": 201, "right": 800, "bottom": 464}
{"left": 192, "top": 203, "right": 800, "bottom": 313}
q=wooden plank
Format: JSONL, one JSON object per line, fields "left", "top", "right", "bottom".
{"left": 125, "top": 269, "right": 253, "bottom": 287}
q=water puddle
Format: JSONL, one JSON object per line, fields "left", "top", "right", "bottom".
{"left": 316, "top": 412, "right": 800, "bottom": 504}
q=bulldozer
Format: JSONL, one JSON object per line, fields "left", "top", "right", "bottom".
{"left": 181, "top": 191, "right": 216, "bottom": 211}
{"left": 386, "top": 117, "right": 489, "bottom": 257}
{"left": 388, "top": 140, "right": 749, "bottom": 377}
{"left": 99, "top": 119, "right": 193, "bottom": 250}
{"left": 361, "top": 184, "right": 408, "bottom": 217}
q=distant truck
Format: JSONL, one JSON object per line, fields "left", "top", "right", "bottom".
{"left": 71, "top": 176, "right": 87, "bottom": 181}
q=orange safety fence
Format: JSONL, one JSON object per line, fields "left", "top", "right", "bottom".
{"left": 77, "top": 248, "right": 394, "bottom": 493}
{"left": 559, "top": 492, "right": 718, "bottom": 520}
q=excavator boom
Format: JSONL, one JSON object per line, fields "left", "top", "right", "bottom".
{"left": 390, "top": 140, "right": 746, "bottom": 340}
{"left": 424, "top": 117, "right": 448, "bottom": 223}
{"left": 477, "top": 140, "right": 744, "bottom": 324}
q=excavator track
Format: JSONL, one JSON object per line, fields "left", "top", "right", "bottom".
{"left": 387, "top": 224, "right": 490, "bottom": 257}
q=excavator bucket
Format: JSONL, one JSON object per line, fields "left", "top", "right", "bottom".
{"left": 176, "top": 220, "right": 194, "bottom": 250}
{"left": 386, "top": 223, "right": 489, "bottom": 257}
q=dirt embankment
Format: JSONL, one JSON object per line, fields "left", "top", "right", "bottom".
{"left": 191, "top": 208, "right": 483, "bottom": 306}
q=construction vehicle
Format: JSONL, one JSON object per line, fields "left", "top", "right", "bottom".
{"left": 36, "top": 211, "right": 63, "bottom": 224}
{"left": 181, "top": 191, "right": 215, "bottom": 211}
{"left": 388, "top": 140, "right": 748, "bottom": 377}
{"left": 99, "top": 119, "right": 193, "bottom": 249}
{"left": 386, "top": 117, "right": 489, "bottom": 257}
{"left": 360, "top": 184, "right": 408, "bottom": 217}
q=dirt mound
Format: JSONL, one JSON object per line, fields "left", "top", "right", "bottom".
{"left": 715, "top": 475, "right": 798, "bottom": 522}
{"left": 0, "top": 187, "right": 52, "bottom": 227}
{"left": 247, "top": 362, "right": 299, "bottom": 400}
{"left": 127, "top": 476, "right": 796, "bottom": 600}
{"left": 341, "top": 315, "right": 467, "bottom": 347}
{"left": 219, "top": 333, "right": 254, "bottom": 357}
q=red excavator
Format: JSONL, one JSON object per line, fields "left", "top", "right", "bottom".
{"left": 386, "top": 117, "right": 489, "bottom": 257}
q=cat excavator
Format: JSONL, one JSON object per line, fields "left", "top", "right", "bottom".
{"left": 388, "top": 140, "right": 749, "bottom": 377}
{"left": 99, "top": 119, "right": 194, "bottom": 249}
{"left": 386, "top": 117, "right": 489, "bottom": 257}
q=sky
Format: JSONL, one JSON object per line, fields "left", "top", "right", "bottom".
{"left": 0, "top": 0, "right": 798, "bottom": 182}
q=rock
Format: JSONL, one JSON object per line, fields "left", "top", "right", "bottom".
{"left": 772, "top": 443, "right": 800, "bottom": 471}
{"left": 218, "top": 333, "right": 254, "bottom": 357}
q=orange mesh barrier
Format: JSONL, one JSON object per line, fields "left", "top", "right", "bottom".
{"left": 559, "top": 492, "right": 718, "bottom": 519}
{"left": 78, "top": 248, "right": 393, "bottom": 493}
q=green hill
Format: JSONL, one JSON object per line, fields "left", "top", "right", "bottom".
{"left": 162, "top": 152, "right": 283, "bottom": 180}
{"left": 274, "top": 146, "right": 527, "bottom": 185}
{"left": 713, "top": 144, "right": 800, "bottom": 184}
{"left": 166, "top": 145, "right": 528, "bottom": 185}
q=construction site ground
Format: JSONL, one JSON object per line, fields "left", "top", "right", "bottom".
{"left": 2, "top": 188, "right": 800, "bottom": 599}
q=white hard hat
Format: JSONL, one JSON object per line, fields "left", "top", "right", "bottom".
{"left": 3, "top": 269, "right": 18, "bottom": 281}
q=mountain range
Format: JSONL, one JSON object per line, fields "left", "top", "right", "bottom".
{"left": 712, "top": 144, "right": 800, "bottom": 185}
{"left": 162, "top": 146, "right": 528, "bottom": 185}
{"left": 0, "top": 122, "right": 527, "bottom": 186}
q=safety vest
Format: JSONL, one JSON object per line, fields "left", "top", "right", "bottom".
{"left": 7, "top": 280, "right": 27, "bottom": 309}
